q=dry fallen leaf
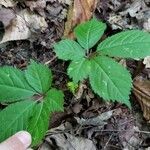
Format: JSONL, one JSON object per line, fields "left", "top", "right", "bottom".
{"left": 25, "top": 0, "right": 46, "bottom": 11}
{"left": 0, "top": 8, "right": 15, "bottom": 28}
{"left": 75, "top": 110, "right": 113, "bottom": 126}
{"left": 24, "top": 0, "right": 52, "bottom": 16}
{"left": 50, "top": 0, "right": 72, "bottom": 5}
{"left": 0, "top": 9, "right": 48, "bottom": 44}
{"left": 39, "top": 123, "right": 97, "bottom": 150}
{"left": 133, "top": 76, "right": 150, "bottom": 121}
{"left": 0, "top": 15, "right": 30, "bottom": 44}
{"left": 40, "top": 123, "right": 96, "bottom": 150}
{"left": 0, "top": 0, "right": 16, "bottom": 7}
{"left": 64, "top": 0, "right": 97, "bottom": 38}
{"left": 143, "top": 56, "right": 150, "bottom": 68}
{"left": 126, "top": 0, "right": 144, "bottom": 18}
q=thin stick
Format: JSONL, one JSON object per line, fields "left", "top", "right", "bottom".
{"left": 104, "top": 134, "right": 113, "bottom": 150}
{"left": 45, "top": 56, "right": 57, "bottom": 65}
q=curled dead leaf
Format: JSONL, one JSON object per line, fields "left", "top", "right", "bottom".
{"left": 25, "top": 0, "right": 46, "bottom": 11}
{"left": 0, "top": 9, "right": 48, "bottom": 44}
{"left": 133, "top": 76, "right": 150, "bottom": 121}
{"left": 0, "top": 15, "right": 30, "bottom": 44}
{"left": 40, "top": 124, "right": 96, "bottom": 150}
{"left": 24, "top": 0, "right": 52, "bottom": 16}
{"left": 0, "top": 8, "right": 15, "bottom": 28}
{"left": 64, "top": 0, "right": 97, "bottom": 38}
{"left": 75, "top": 110, "right": 113, "bottom": 126}
{"left": 0, "top": 0, "right": 16, "bottom": 7}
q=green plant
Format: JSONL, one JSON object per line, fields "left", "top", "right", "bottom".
{"left": 67, "top": 81, "right": 78, "bottom": 94}
{"left": 0, "top": 60, "right": 64, "bottom": 146}
{"left": 54, "top": 18, "right": 150, "bottom": 107}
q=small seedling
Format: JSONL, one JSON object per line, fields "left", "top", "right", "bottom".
{"left": 54, "top": 18, "right": 150, "bottom": 107}
{"left": 0, "top": 60, "right": 64, "bottom": 146}
{"left": 67, "top": 81, "right": 78, "bottom": 94}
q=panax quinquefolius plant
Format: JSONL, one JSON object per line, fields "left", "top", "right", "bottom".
{"left": 54, "top": 18, "right": 150, "bottom": 108}
{"left": 0, "top": 18, "right": 150, "bottom": 148}
{"left": 0, "top": 60, "right": 64, "bottom": 146}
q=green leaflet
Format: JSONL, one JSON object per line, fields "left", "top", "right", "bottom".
{"left": 74, "top": 18, "right": 106, "bottom": 50}
{"left": 89, "top": 56, "right": 132, "bottom": 107}
{"left": 46, "top": 88, "right": 64, "bottom": 112}
{"left": 97, "top": 30, "right": 150, "bottom": 59}
{"left": 27, "top": 102, "right": 50, "bottom": 146}
{"left": 25, "top": 60, "right": 52, "bottom": 93}
{"left": 27, "top": 89, "right": 64, "bottom": 146}
{"left": 0, "top": 67, "right": 36, "bottom": 102}
{"left": 67, "top": 58, "right": 91, "bottom": 83}
{"left": 0, "top": 100, "right": 35, "bottom": 142}
{"left": 54, "top": 39, "right": 85, "bottom": 61}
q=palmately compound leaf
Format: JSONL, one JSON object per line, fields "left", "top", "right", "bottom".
{"left": 97, "top": 30, "right": 150, "bottom": 59}
{"left": 67, "top": 58, "right": 91, "bottom": 83}
{"left": 0, "top": 100, "right": 35, "bottom": 142}
{"left": 25, "top": 60, "right": 52, "bottom": 93}
{"left": 54, "top": 39, "right": 85, "bottom": 61}
{"left": 0, "top": 67, "right": 36, "bottom": 102}
{"left": 27, "top": 89, "right": 64, "bottom": 146}
{"left": 74, "top": 18, "right": 106, "bottom": 50}
{"left": 89, "top": 56, "right": 132, "bottom": 107}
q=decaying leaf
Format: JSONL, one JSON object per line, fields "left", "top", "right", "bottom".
{"left": 20, "top": 9, "right": 48, "bottom": 31}
{"left": 40, "top": 124, "right": 96, "bottom": 150}
{"left": 0, "top": 8, "right": 15, "bottom": 28}
{"left": 133, "top": 76, "right": 150, "bottom": 121}
{"left": 98, "top": 0, "right": 150, "bottom": 30}
{"left": 49, "top": 133, "right": 96, "bottom": 150}
{"left": 143, "top": 56, "right": 150, "bottom": 68}
{"left": 25, "top": 0, "right": 46, "bottom": 10}
{"left": 64, "top": 0, "right": 97, "bottom": 38}
{"left": 75, "top": 110, "right": 113, "bottom": 126}
{"left": 74, "top": 82, "right": 87, "bottom": 99}
{"left": 120, "top": 125, "right": 142, "bottom": 150}
{"left": 0, "top": 0, "right": 16, "bottom": 7}
{"left": 125, "top": 0, "right": 144, "bottom": 18}
{"left": 25, "top": 0, "right": 50, "bottom": 16}
{"left": 0, "top": 9, "right": 48, "bottom": 44}
{"left": 50, "top": 0, "right": 72, "bottom": 5}
{"left": 25, "top": 0, "right": 46, "bottom": 12}
{"left": 0, "top": 15, "right": 30, "bottom": 44}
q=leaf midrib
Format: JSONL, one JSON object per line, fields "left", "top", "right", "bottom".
{"left": 0, "top": 84, "right": 35, "bottom": 94}
{"left": 33, "top": 65, "right": 43, "bottom": 92}
{"left": 86, "top": 21, "right": 93, "bottom": 50}
{"left": 100, "top": 41, "right": 150, "bottom": 51}
{"left": 1, "top": 102, "right": 34, "bottom": 135}
{"left": 93, "top": 58, "right": 126, "bottom": 100}
{"left": 30, "top": 102, "right": 43, "bottom": 130}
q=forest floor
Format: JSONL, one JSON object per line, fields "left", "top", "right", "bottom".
{"left": 0, "top": 0, "right": 150, "bottom": 149}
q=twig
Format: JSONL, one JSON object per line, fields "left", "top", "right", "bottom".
{"left": 95, "top": 129, "right": 150, "bottom": 134}
{"left": 45, "top": 56, "right": 57, "bottom": 65}
{"left": 103, "top": 134, "right": 113, "bottom": 150}
{"left": 51, "top": 69, "right": 67, "bottom": 75}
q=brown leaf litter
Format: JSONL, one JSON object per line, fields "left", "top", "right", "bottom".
{"left": 64, "top": 0, "right": 97, "bottom": 38}
{"left": 133, "top": 76, "right": 150, "bottom": 121}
